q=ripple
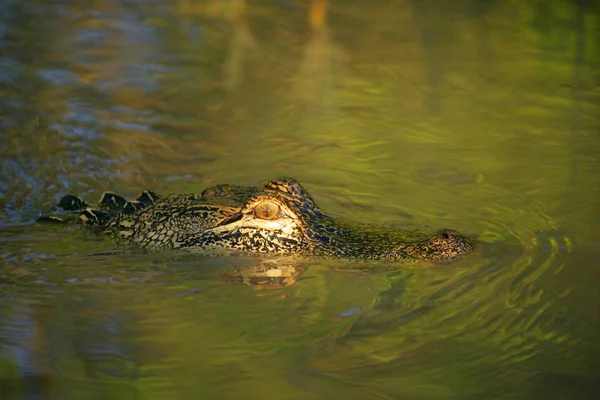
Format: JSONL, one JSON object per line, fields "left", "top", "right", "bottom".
{"left": 307, "top": 211, "right": 579, "bottom": 386}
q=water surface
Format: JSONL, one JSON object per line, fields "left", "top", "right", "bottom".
{"left": 1, "top": 1, "right": 599, "bottom": 399}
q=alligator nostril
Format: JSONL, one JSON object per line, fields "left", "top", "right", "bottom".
{"left": 441, "top": 232, "right": 450, "bottom": 240}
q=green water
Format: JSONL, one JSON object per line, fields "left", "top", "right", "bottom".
{"left": 1, "top": 0, "right": 599, "bottom": 399}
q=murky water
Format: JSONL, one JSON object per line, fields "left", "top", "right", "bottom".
{"left": 1, "top": 0, "right": 599, "bottom": 399}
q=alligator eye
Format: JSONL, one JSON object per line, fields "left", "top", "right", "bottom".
{"left": 253, "top": 201, "right": 281, "bottom": 220}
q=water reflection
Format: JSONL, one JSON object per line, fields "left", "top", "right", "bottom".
{"left": 221, "top": 261, "right": 306, "bottom": 289}
{"left": 1, "top": 0, "right": 599, "bottom": 399}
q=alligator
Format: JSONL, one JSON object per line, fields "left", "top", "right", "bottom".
{"left": 39, "top": 177, "right": 475, "bottom": 263}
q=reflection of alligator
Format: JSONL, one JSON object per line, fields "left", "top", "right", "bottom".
{"left": 220, "top": 262, "right": 305, "bottom": 289}
{"left": 40, "top": 177, "right": 475, "bottom": 263}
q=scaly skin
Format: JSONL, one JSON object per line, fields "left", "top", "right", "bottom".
{"left": 41, "top": 177, "right": 476, "bottom": 263}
